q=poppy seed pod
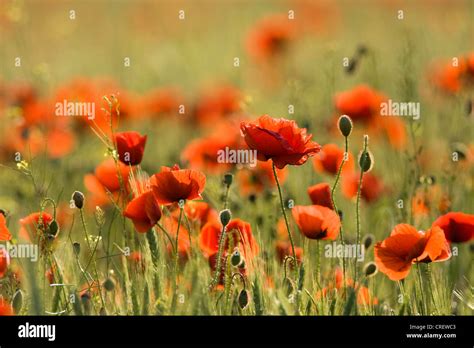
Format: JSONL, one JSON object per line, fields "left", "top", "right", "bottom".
{"left": 73, "top": 242, "right": 81, "bottom": 256}
{"left": 230, "top": 248, "right": 242, "bottom": 267}
{"left": 238, "top": 289, "right": 249, "bottom": 309}
{"left": 223, "top": 173, "right": 234, "bottom": 187}
{"left": 72, "top": 191, "right": 85, "bottom": 209}
{"left": 338, "top": 115, "right": 353, "bottom": 137}
{"left": 103, "top": 278, "right": 115, "bottom": 292}
{"left": 363, "top": 234, "right": 375, "bottom": 250}
{"left": 364, "top": 262, "right": 378, "bottom": 278}
{"left": 219, "top": 209, "right": 232, "bottom": 227}
{"left": 48, "top": 220, "right": 59, "bottom": 237}
{"left": 358, "top": 150, "right": 374, "bottom": 172}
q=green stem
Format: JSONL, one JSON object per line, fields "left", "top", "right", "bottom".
{"left": 416, "top": 263, "right": 426, "bottom": 315}
{"left": 210, "top": 224, "right": 227, "bottom": 289}
{"left": 272, "top": 161, "right": 297, "bottom": 281}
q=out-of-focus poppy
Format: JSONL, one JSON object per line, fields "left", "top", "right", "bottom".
{"left": 124, "top": 190, "right": 162, "bottom": 233}
{"left": 334, "top": 85, "right": 407, "bottom": 149}
{"left": 432, "top": 212, "right": 474, "bottom": 243}
{"left": 240, "top": 115, "right": 320, "bottom": 169}
{"left": 0, "top": 248, "right": 10, "bottom": 278}
{"left": 374, "top": 224, "right": 451, "bottom": 281}
{"left": 313, "top": 143, "right": 354, "bottom": 175}
{"left": 141, "top": 87, "right": 183, "bottom": 118}
{"left": 184, "top": 201, "right": 218, "bottom": 227}
{"left": 18, "top": 212, "right": 54, "bottom": 242}
{"left": 275, "top": 241, "right": 303, "bottom": 264}
{"left": 114, "top": 131, "right": 147, "bottom": 166}
{"left": 237, "top": 160, "right": 288, "bottom": 196}
{"left": 341, "top": 171, "right": 384, "bottom": 203}
{"left": 0, "top": 298, "right": 13, "bottom": 316}
{"left": 151, "top": 165, "right": 206, "bottom": 205}
{"left": 291, "top": 205, "right": 340, "bottom": 240}
{"left": 200, "top": 219, "right": 259, "bottom": 260}
{"left": 0, "top": 213, "right": 12, "bottom": 241}
{"left": 307, "top": 183, "right": 334, "bottom": 209}
{"left": 246, "top": 15, "right": 296, "bottom": 62}
{"left": 193, "top": 85, "right": 242, "bottom": 126}
{"left": 429, "top": 53, "right": 474, "bottom": 94}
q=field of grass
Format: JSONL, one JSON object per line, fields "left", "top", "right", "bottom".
{"left": 0, "top": 0, "right": 473, "bottom": 316}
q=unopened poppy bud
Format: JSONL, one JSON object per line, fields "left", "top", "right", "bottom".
{"left": 364, "top": 262, "right": 378, "bottom": 278}
{"left": 338, "top": 115, "right": 353, "bottom": 137}
{"left": 103, "top": 278, "right": 115, "bottom": 292}
{"left": 71, "top": 191, "right": 85, "bottom": 209}
{"left": 238, "top": 258, "right": 246, "bottom": 270}
{"left": 363, "top": 234, "right": 375, "bottom": 250}
{"left": 223, "top": 173, "right": 233, "bottom": 187}
{"left": 219, "top": 209, "right": 232, "bottom": 227}
{"left": 230, "top": 248, "right": 242, "bottom": 267}
{"left": 238, "top": 289, "right": 249, "bottom": 309}
{"left": 73, "top": 242, "right": 81, "bottom": 256}
{"left": 48, "top": 220, "right": 59, "bottom": 236}
{"left": 358, "top": 150, "right": 374, "bottom": 172}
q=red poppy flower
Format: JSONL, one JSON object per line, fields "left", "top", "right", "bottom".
{"left": 341, "top": 171, "right": 384, "bottom": 203}
{"left": 114, "top": 131, "right": 147, "bottom": 165}
{"left": 124, "top": 190, "right": 162, "bottom": 233}
{"left": 246, "top": 15, "right": 296, "bottom": 62}
{"left": 0, "top": 213, "right": 12, "bottom": 241}
{"left": 151, "top": 165, "right": 206, "bottom": 205}
{"left": 240, "top": 115, "right": 320, "bottom": 169}
{"left": 141, "top": 87, "right": 183, "bottom": 118}
{"left": 19, "top": 212, "right": 54, "bottom": 242}
{"left": 374, "top": 224, "right": 451, "bottom": 281}
{"left": 94, "top": 158, "right": 131, "bottom": 192}
{"left": 200, "top": 219, "right": 259, "bottom": 260}
{"left": 432, "top": 212, "right": 474, "bottom": 243}
{"left": 0, "top": 249, "right": 10, "bottom": 278}
{"left": 313, "top": 143, "right": 354, "bottom": 175}
{"left": 193, "top": 85, "right": 242, "bottom": 125}
{"left": 0, "top": 298, "right": 13, "bottom": 316}
{"left": 291, "top": 205, "right": 341, "bottom": 240}
{"left": 184, "top": 201, "right": 218, "bottom": 227}
{"left": 307, "top": 183, "right": 334, "bottom": 209}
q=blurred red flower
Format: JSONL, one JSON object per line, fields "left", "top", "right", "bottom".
{"left": 341, "top": 171, "right": 384, "bottom": 203}
{"left": 432, "top": 212, "right": 474, "bottom": 243}
{"left": 313, "top": 143, "right": 354, "bottom": 175}
{"left": 0, "top": 213, "right": 12, "bottom": 241}
{"left": 307, "top": 183, "right": 334, "bottom": 209}
{"left": 292, "top": 205, "right": 340, "bottom": 240}
{"left": 124, "top": 190, "right": 162, "bottom": 233}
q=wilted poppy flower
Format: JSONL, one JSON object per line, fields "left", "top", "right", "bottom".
{"left": 246, "top": 15, "right": 296, "bottom": 62}
{"left": 237, "top": 160, "right": 288, "bottom": 196}
{"left": 114, "top": 131, "right": 147, "bottom": 165}
{"left": 432, "top": 212, "right": 474, "bottom": 243}
{"left": 313, "top": 143, "right": 354, "bottom": 175}
{"left": 0, "top": 298, "right": 13, "bottom": 316}
{"left": 200, "top": 219, "right": 259, "bottom": 260}
{"left": 307, "top": 183, "right": 334, "bottom": 209}
{"left": 19, "top": 212, "right": 54, "bottom": 242}
{"left": 0, "top": 213, "right": 12, "bottom": 241}
{"left": 240, "top": 115, "right": 320, "bottom": 169}
{"left": 151, "top": 165, "right": 206, "bottom": 205}
{"left": 341, "top": 171, "right": 384, "bottom": 203}
{"left": 374, "top": 224, "right": 451, "bottom": 281}
{"left": 0, "top": 248, "right": 10, "bottom": 278}
{"left": 291, "top": 205, "right": 341, "bottom": 240}
{"left": 124, "top": 190, "right": 162, "bottom": 233}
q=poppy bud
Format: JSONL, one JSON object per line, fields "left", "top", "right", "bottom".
{"left": 363, "top": 234, "right": 375, "bottom": 250}
{"left": 47, "top": 220, "right": 59, "bottom": 237}
{"left": 364, "top": 262, "right": 378, "bottom": 278}
{"left": 219, "top": 209, "right": 232, "bottom": 227}
{"left": 103, "top": 278, "right": 115, "bottom": 292}
{"left": 71, "top": 191, "right": 85, "bottom": 209}
{"left": 223, "top": 173, "right": 233, "bottom": 187}
{"left": 338, "top": 115, "right": 353, "bottom": 137}
{"left": 73, "top": 242, "right": 81, "bottom": 256}
{"left": 358, "top": 150, "right": 374, "bottom": 172}
{"left": 238, "top": 289, "right": 249, "bottom": 309}
{"left": 230, "top": 248, "right": 242, "bottom": 267}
